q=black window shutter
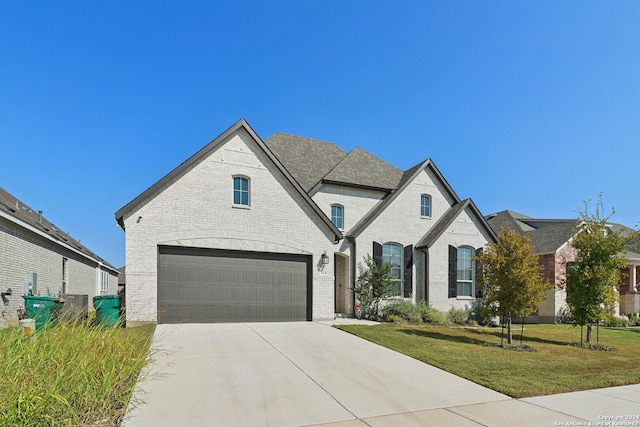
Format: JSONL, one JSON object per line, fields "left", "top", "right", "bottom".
{"left": 403, "top": 245, "right": 413, "bottom": 298}
{"left": 424, "top": 250, "right": 429, "bottom": 302}
{"left": 373, "top": 242, "right": 383, "bottom": 267}
{"left": 448, "top": 245, "right": 457, "bottom": 298}
{"left": 475, "top": 247, "right": 483, "bottom": 298}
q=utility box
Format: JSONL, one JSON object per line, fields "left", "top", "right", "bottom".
{"left": 61, "top": 294, "right": 89, "bottom": 320}
{"left": 24, "top": 272, "right": 38, "bottom": 296}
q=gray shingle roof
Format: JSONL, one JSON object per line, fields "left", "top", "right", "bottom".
{"left": 264, "top": 132, "right": 347, "bottom": 192}
{"left": 524, "top": 222, "right": 577, "bottom": 255}
{"left": 486, "top": 210, "right": 576, "bottom": 254}
{"left": 322, "top": 147, "right": 404, "bottom": 190}
{"left": 486, "top": 210, "right": 535, "bottom": 233}
{"left": 0, "top": 186, "right": 117, "bottom": 271}
{"left": 489, "top": 210, "right": 640, "bottom": 258}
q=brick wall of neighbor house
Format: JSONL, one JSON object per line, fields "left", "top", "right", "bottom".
{"left": 0, "top": 216, "right": 116, "bottom": 327}
{"left": 123, "top": 129, "right": 339, "bottom": 324}
{"left": 619, "top": 265, "right": 640, "bottom": 315}
{"left": 533, "top": 254, "right": 557, "bottom": 321}
{"left": 527, "top": 244, "right": 576, "bottom": 323}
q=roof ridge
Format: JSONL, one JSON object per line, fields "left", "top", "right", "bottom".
{"left": 268, "top": 132, "right": 345, "bottom": 151}
{"left": 0, "top": 185, "right": 117, "bottom": 270}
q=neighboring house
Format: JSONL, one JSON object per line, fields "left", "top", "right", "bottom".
{"left": 115, "top": 119, "right": 497, "bottom": 324}
{"left": 0, "top": 186, "right": 119, "bottom": 327}
{"left": 486, "top": 210, "right": 640, "bottom": 323}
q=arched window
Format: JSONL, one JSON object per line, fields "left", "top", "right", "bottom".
{"left": 421, "top": 194, "right": 431, "bottom": 217}
{"left": 456, "top": 246, "right": 473, "bottom": 297}
{"left": 383, "top": 242, "right": 403, "bottom": 294}
{"left": 331, "top": 204, "right": 344, "bottom": 229}
{"left": 233, "top": 176, "right": 250, "bottom": 206}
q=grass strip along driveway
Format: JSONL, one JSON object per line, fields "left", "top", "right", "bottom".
{"left": 336, "top": 323, "right": 640, "bottom": 398}
{"left": 0, "top": 322, "right": 155, "bottom": 427}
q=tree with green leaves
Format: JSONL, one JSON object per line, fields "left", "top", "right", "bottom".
{"left": 353, "top": 255, "right": 398, "bottom": 320}
{"left": 476, "top": 227, "right": 553, "bottom": 345}
{"left": 565, "top": 198, "right": 631, "bottom": 346}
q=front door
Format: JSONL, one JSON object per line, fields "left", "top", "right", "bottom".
{"left": 334, "top": 254, "right": 351, "bottom": 315}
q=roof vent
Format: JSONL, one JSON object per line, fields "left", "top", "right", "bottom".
{"left": 38, "top": 210, "right": 43, "bottom": 224}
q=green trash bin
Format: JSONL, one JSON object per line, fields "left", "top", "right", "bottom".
{"left": 22, "top": 295, "right": 64, "bottom": 330}
{"left": 93, "top": 294, "right": 121, "bottom": 326}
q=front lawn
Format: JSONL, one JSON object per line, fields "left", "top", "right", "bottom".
{"left": 0, "top": 322, "right": 155, "bottom": 426}
{"left": 336, "top": 323, "right": 640, "bottom": 398}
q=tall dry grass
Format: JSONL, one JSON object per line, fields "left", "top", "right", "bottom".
{"left": 0, "top": 321, "right": 155, "bottom": 426}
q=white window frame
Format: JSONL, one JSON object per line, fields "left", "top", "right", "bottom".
{"left": 100, "top": 270, "right": 109, "bottom": 295}
{"left": 62, "top": 257, "right": 68, "bottom": 295}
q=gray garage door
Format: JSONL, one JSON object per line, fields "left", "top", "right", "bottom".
{"left": 157, "top": 246, "right": 312, "bottom": 323}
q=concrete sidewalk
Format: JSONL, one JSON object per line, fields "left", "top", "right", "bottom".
{"left": 124, "top": 321, "right": 640, "bottom": 427}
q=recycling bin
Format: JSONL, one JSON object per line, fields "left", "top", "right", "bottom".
{"left": 93, "top": 294, "right": 121, "bottom": 326}
{"left": 22, "top": 295, "right": 64, "bottom": 330}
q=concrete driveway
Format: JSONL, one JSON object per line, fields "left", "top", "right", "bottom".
{"left": 123, "top": 322, "right": 640, "bottom": 426}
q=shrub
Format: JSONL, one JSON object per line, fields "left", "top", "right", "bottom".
{"left": 382, "top": 300, "right": 449, "bottom": 325}
{"left": 383, "top": 299, "right": 420, "bottom": 323}
{"left": 447, "top": 307, "right": 470, "bottom": 325}
{"left": 353, "top": 256, "right": 398, "bottom": 320}
{"left": 423, "top": 305, "right": 449, "bottom": 325}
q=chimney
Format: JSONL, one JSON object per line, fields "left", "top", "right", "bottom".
{"left": 38, "top": 210, "right": 43, "bottom": 224}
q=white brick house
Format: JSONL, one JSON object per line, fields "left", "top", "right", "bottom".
{"left": 116, "top": 119, "right": 496, "bottom": 324}
{"left": 0, "top": 187, "right": 119, "bottom": 328}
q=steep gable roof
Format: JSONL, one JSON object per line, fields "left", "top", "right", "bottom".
{"left": 264, "top": 132, "right": 347, "bottom": 192}
{"left": 485, "top": 210, "right": 535, "bottom": 233}
{"left": 0, "top": 186, "right": 117, "bottom": 272}
{"left": 347, "top": 158, "right": 461, "bottom": 238}
{"left": 416, "top": 199, "right": 498, "bottom": 249}
{"left": 265, "top": 133, "right": 405, "bottom": 192}
{"left": 115, "top": 119, "right": 342, "bottom": 241}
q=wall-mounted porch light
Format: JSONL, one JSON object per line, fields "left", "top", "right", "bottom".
{"left": 321, "top": 252, "right": 330, "bottom": 265}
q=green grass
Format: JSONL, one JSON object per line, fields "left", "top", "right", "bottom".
{"left": 336, "top": 323, "right": 640, "bottom": 398}
{"left": 0, "top": 321, "right": 155, "bottom": 426}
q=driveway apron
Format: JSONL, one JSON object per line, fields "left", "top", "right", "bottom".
{"left": 123, "top": 322, "right": 509, "bottom": 426}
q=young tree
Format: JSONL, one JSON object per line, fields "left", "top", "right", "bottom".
{"left": 565, "top": 198, "right": 630, "bottom": 346}
{"left": 353, "top": 255, "right": 398, "bottom": 320}
{"left": 476, "top": 227, "right": 553, "bottom": 345}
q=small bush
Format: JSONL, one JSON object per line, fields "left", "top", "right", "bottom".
{"left": 447, "top": 307, "right": 470, "bottom": 325}
{"left": 382, "top": 300, "right": 449, "bottom": 325}
{"left": 604, "top": 315, "right": 634, "bottom": 327}
{"left": 631, "top": 315, "right": 640, "bottom": 326}
{"left": 423, "top": 306, "right": 449, "bottom": 325}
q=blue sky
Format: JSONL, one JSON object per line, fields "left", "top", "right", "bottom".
{"left": 2, "top": 1, "right": 639, "bottom": 268}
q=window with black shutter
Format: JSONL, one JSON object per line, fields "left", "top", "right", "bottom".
{"left": 448, "top": 245, "right": 457, "bottom": 298}
{"left": 403, "top": 245, "right": 413, "bottom": 298}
